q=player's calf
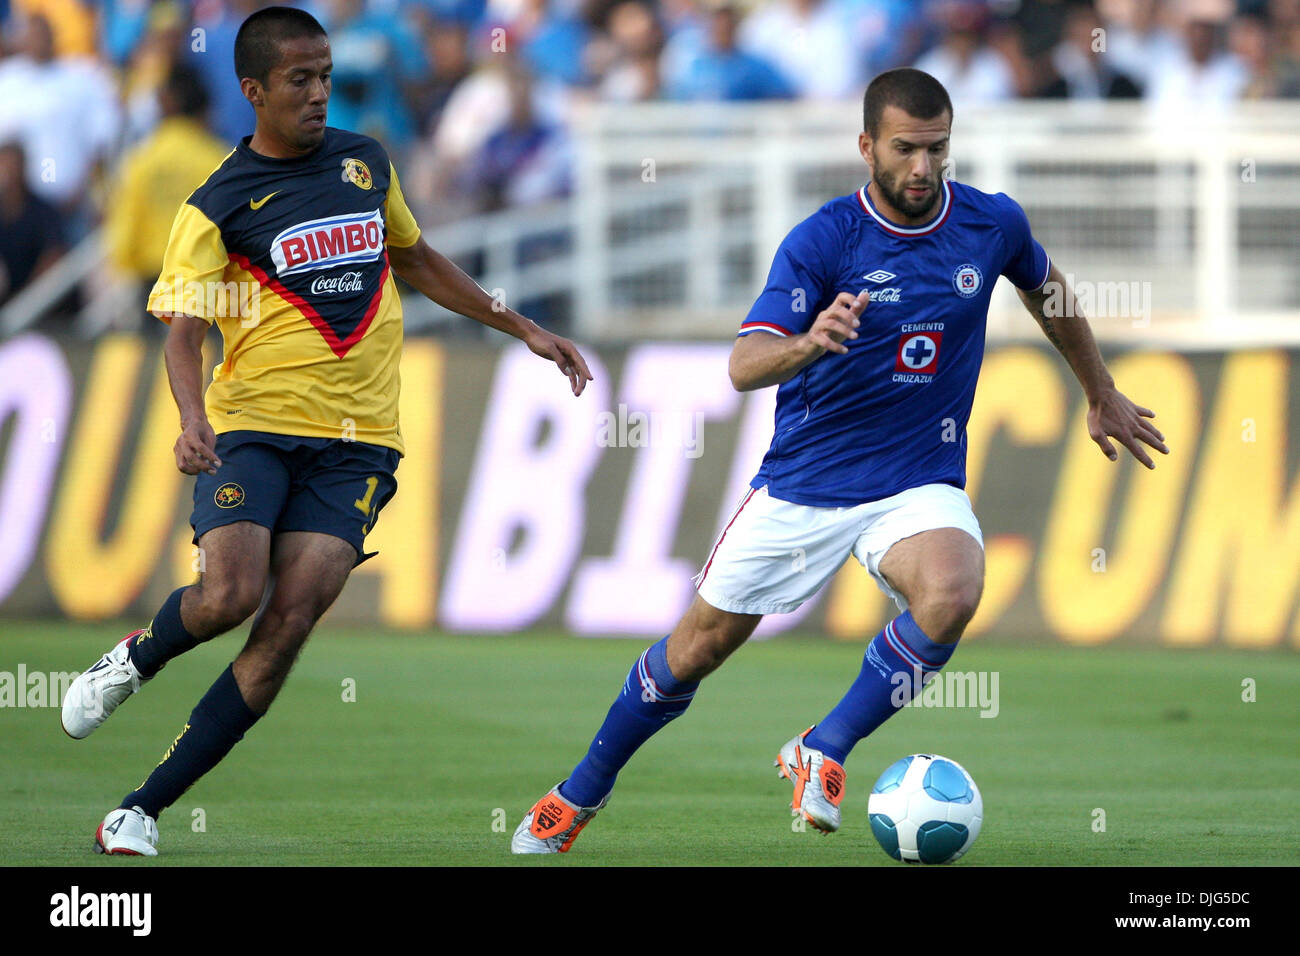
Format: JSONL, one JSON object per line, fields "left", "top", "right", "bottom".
{"left": 797, "top": 610, "right": 962, "bottom": 815}
{"left": 126, "top": 581, "right": 261, "bottom": 682}
{"left": 665, "top": 596, "right": 761, "bottom": 681}
{"left": 509, "top": 634, "right": 702, "bottom": 854}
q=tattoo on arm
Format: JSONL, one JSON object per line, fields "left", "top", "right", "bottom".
{"left": 1021, "top": 285, "right": 1067, "bottom": 354}
{"left": 1038, "top": 311, "right": 1066, "bottom": 353}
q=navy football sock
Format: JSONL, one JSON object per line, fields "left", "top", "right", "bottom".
{"left": 559, "top": 636, "right": 699, "bottom": 808}
{"left": 804, "top": 611, "right": 957, "bottom": 764}
{"left": 128, "top": 587, "right": 202, "bottom": 679}
{"left": 121, "top": 665, "right": 260, "bottom": 818}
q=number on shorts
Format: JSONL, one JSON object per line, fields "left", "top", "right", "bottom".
{"left": 354, "top": 476, "right": 379, "bottom": 535}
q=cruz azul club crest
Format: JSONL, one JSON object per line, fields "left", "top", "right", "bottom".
{"left": 952, "top": 263, "right": 983, "bottom": 298}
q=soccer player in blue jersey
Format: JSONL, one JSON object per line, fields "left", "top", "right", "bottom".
{"left": 513, "top": 67, "right": 1168, "bottom": 853}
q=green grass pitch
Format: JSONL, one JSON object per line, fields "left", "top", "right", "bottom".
{"left": 2, "top": 621, "right": 1298, "bottom": 866}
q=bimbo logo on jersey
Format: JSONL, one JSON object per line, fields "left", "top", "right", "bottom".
{"left": 271, "top": 209, "right": 386, "bottom": 277}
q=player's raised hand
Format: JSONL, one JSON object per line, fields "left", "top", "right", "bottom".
{"left": 1087, "top": 387, "right": 1169, "bottom": 469}
{"left": 523, "top": 324, "right": 594, "bottom": 396}
{"left": 175, "top": 419, "right": 222, "bottom": 475}
{"left": 806, "top": 290, "right": 869, "bottom": 355}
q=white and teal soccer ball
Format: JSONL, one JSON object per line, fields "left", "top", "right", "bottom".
{"left": 867, "top": 754, "right": 983, "bottom": 864}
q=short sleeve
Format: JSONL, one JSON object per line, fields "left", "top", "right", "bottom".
{"left": 146, "top": 203, "right": 229, "bottom": 324}
{"left": 996, "top": 194, "right": 1051, "bottom": 292}
{"left": 385, "top": 163, "right": 421, "bottom": 249}
{"left": 740, "top": 212, "right": 840, "bottom": 338}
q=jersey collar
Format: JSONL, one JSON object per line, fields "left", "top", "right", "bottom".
{"left": 857, "top": 179, "right": 952, "bottom": 237}
{"left": 237, "top": 128, "right": 330, "bottom": 166}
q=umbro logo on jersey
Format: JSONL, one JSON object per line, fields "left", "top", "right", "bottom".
{"left": 249, "top": 191, "right": 279, "bottom": 210}
{"left": 270, "top": 209, "right": 386, "bottom": 277}
{"left": 862, "top": 270, "right": 897, "bottom": 283}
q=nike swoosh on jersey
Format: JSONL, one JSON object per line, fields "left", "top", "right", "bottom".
{"left": 250, "top": 191, "right": 280, "bottom": 210}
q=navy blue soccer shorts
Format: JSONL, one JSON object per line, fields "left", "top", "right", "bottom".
{"left": 190, "top": 431, "right": 400, "bottom": 566}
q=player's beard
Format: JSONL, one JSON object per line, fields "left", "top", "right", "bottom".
{"left": 872, "top": 156, "right": 941, "bottom": 221}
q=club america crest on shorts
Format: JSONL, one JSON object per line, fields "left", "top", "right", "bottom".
{"left": 214, "top": 483, "right": 245, "bottom": 509}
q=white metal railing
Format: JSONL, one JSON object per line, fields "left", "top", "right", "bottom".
{"left": 0, "top": 233, "right": 102, "bottom": 337}
{"left": 566, "top": 99, "right": 1300, "bottom": 346}
{"left": 5, "top": 101, "right": 1298, "bottom": 346}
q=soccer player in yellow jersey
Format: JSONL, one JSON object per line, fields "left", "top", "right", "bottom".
{"left": 60, "top": 6, "right": 593, "bottom": 856}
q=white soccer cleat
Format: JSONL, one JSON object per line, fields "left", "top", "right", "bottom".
{"left": 61, "top": 630, "right": 150, "bottom": 740}
{"left": 776, "top": 727, "right": 847, "bottom": 834}
{"left": 93, "top": 806, "right": 159, "bottom": 857}
{"left": 511, "top": 783, "right": 608, "bottom": 854}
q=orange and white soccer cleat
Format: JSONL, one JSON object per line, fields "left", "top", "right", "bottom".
{"left": 511, "top": 783, "right": 608, "bottom": 854}
{"left": 776, "top": 727, "right": 846, "bottom": 834}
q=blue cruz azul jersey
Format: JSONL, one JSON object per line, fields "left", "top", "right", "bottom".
{"left": 740, "top": 179, "right": 1051, "bottom": 507}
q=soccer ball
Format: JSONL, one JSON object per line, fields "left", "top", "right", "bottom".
{"left": 867, "top": 754, "right": 983, "bottom": 864}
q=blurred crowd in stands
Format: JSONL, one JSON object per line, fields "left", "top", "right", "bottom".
{"left": 1, "top": 0, "right": 1298, "bottom": 313}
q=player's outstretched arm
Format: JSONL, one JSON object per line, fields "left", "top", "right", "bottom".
{"left": 729, "top": 290, "right": 869, "bottom": 391}
{"left": 1017, "top": 263, "right": 1169, "bottom": 469}
{"left": 161, "top": 313, "right": 222, "bottom": 476}
{"left": 388, "top": 237, "right": 592, "bottom": 396}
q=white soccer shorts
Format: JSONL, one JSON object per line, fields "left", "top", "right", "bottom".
{"left": 693, "top": 483, "right": 984, "bottom": 615}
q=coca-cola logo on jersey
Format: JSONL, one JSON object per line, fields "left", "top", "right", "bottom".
{"left": 271, "top": 209, "right": 385, "bottom": 277}
{"left": 310, "top": 271, "right": 365, "bottom": 295}
{"left": 870, "top": 287, "right": 902, "bottom": 304}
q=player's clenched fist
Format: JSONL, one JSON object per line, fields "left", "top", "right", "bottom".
{"left": 806, "top": 290, "right": 869, "bottom": 355}
{"left": 174, "top": 419, "right": 221, "bottom": 475}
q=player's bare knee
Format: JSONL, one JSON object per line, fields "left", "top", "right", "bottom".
{"left": 912, "top": 581, "right": 981, "bottom": 643}
{"left": 193, "top": 576, "right": 264, "bottom": 630}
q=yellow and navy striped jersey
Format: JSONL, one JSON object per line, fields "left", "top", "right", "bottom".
{"left": 147, "top": 127, "right": 421, "bottom": 454}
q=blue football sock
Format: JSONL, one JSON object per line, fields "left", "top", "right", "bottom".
{"left": 121, "top": 664, "right": 260, "bottom": 818}
{"left": 804, "top": 611, "right": 957, "bottom": 765}
{"left": 559, "top": 636, "right": 699, "bottom": 808}
{"left": 128, "top": 587, "right": 202, "bottom": 679}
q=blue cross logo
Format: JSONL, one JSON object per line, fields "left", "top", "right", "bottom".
{"left": 904, "top": 338, "right": 934, "bottom": 367}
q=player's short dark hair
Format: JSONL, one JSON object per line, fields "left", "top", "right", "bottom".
{"left": 165, "top": 64, "right": 209, "bottom": 118}
{"left": 234, "top": 6, "right": 327, "bottom": 85}
{"left": 863, "top": 68, "right": 953, "bottom": 137}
